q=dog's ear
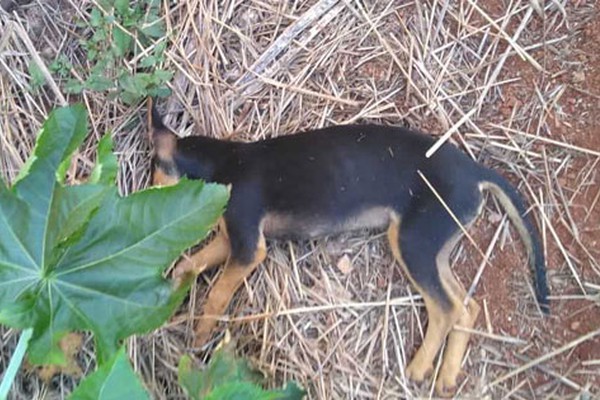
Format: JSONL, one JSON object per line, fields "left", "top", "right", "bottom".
{"left": 146, "top": 97, "right": 177, "bottom": 163}
{"left": 147, "top": 97, "right": 175, "bottom": 142}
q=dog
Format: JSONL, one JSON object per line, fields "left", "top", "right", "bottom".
{"left": 147, "top": 99, "right": 548, "bottom": 395}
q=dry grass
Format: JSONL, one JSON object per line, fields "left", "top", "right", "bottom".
{"left": 1, "top": 0, "right": 599, "bottom": 399}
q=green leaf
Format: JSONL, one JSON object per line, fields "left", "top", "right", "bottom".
{"left": 118, "top": 73, "right": 155, "bottom": 104}
{"left": 65, "top": 80, "right": 84, "bottom": 94}
{"left": 114, "top": 0, "right": 129, "bottom": 16}
{"left": 69, "top": 347, "right": 150, "bottom": 400}
{"left": 13, "top": 152, "right": 37, "bottom": 186}
{"left": 139, "top": 55, "right": 157, "bottom": 68}
{"left": 89, "top": 133, "right": 118, "bottom": 185}
{"left": 97, "top": 0, "right": 113, "bottom": 9}
{"left": 48, "top": 185, "right": 111, "bottom": 263}
{"left": 28, "top": 62, "right": 46, "bottom": 91}
{"left": 275, "top": 382, "right": 307, "bottom": 400}
{"left": 152, "top": 69, "right": 173, "bottom": 83}
{"left": 113, "top": 26, "right": 132, "bottom": 57}
{"left": 53, "top": 182, "right": 226, "bottom": 363}
{"left": 0, "top": 106, "right": 229, "bottom": 366}
{"left": 49, "top": 55, "right": 72, "bottom": 77}
{"left": 140, "top": 19, "right": 165, "bottom": 39}
{"left": 147, "top": 86, "right": 171, "bottom": 98}
{"left": 119, "top": 90, "right": 142, "bottom": 105}
{"left": 12, "top": 105, "right": 89, "bottom": 260}
{"left": 13, "top": 106, "right": 87, "bottom": 187}
{"left": 178, "top": 342, "right": 260, "bottom": 399}
{"left": 205, "top": 382, "right": 280, "bottom": 400}
{"left": 56, "top": 153, "right": 73, "bottom": 184}
{"left": 178, "top": 355, "right": 204, "bottom": 400}
{"left": 88, "top": 47, "right": 99, "bottom": 61}
{"left": 153, "top": 41, "right": 167, "bottom": 60}
{"left": 119, "top": 73, "right": 151, "bottom": 94}
{"left": 86, "top": 75, "right": 115, "bottom": 92}
{"left": 204, "top": 382, "right": 306, "bottom": 400}
{"left": 89, "top": 8, "right": 103, "bottom": 28}
{"left": 178, "top": 342, "right": 305, "bottom": 400}
{"left": 0, "top": 295, "right": 37, "bottom": 329}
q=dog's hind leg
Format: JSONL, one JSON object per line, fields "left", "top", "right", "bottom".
{"left": 434, "top": 232, "right": 480, "bottom": 395}
{"left": 387, "top": 214, "right": 460, "bottom": 383}
{"left": 388, "top": 190, "right": 480, "bottom": 395}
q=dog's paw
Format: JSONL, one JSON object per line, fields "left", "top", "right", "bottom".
{"left": 435, "top": 365, "right": 461, "bottom": 397}
{"left": 405, "top": 358, "right": 433, "bottom": 382}
{"left": 173, "top": 259, "right": 206, "bottom": 289}
{"left": 172, "top": 259, "right": 195, "bottom": 280}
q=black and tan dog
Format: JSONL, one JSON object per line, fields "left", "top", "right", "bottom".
{"left": 147, "top": 100, "right": 548, "bottom": 395}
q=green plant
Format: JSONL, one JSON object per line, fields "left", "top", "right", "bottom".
{"left": 49, "top": 55, "right": 73, "bottom": 78}
{"left": 65, "top": 0, "right": 172, "bottom": 104}
{"left": 0, "top": 104, "right": 228, "bottom": 397}
{"left": 27, "top": 61, "right": 46, "bottom": 92}
{"left": 178, "top": 335, "right": 306, "bottom": 400}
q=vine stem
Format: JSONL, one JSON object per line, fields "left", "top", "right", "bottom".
{"left": 0, "top": 328, "right": 33, "bottom": 400}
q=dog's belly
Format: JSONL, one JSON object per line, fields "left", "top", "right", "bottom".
{"left": 262, "top": 206, "right": 393, "bottom": 240}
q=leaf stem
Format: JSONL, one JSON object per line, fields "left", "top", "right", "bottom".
{"left": 0, "top": 328, "right": 33, "bottom": 400}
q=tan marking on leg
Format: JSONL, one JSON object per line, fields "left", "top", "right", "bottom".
{"left": 434, "top": 234, "right": 481, "bottom": 396}
{"left": 406, "top": 296, "right": 459, "bottom": 382}
{"left": 172, "top": 226, "right": 231, "bottom": 287}
{"left": 436, "top": 297, "right": 480, "bottom": 395}
{"left": 387, "top": 215, "right": 460, "bottom": 382}
{"left": 193, "top": 232, "right": 267, "bottom": 347}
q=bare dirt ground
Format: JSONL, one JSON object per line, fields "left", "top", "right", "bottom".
{"left": 0, "top": 0, "right": 599, "bottom": 399}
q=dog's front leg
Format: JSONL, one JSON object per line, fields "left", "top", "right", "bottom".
{"left": 173, "top": 219, "right": 231, "bottom": 286}
{"left": 193, "top": 232, "right": 266, "bottom": 347}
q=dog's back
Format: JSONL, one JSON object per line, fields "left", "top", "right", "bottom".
{"left": 157, "top": 122, "right": 481, "bottom": 232}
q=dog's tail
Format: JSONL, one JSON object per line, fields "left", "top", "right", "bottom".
{"left": 479, "top": 168, "right": 549, "bottom": 314}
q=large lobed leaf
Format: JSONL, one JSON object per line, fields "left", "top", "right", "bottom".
{"left": 0, "top": 105, "right": 229, "bottom": 366}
